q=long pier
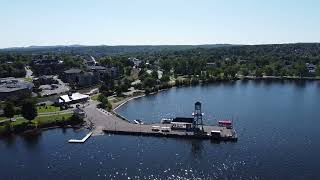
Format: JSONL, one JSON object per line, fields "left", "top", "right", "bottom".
{"left": 103, "top": 123, "right": 238, "bottom": 141}
{"left": 83, "top": 101, "right": 238, "bottom": 142}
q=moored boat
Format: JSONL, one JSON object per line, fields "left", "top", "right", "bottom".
{"left": 134, "top": 119, "right": 144, "bottom": 124}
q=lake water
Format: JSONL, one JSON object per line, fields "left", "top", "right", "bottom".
{"left": 1, "top": 80, "right": 320, "bottom": 179}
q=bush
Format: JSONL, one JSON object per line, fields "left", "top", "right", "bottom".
{"left": 190, "top": 78, "right": 200, "bottom": 85}
{"left": 97, "top": 94, "right": 112, "bottom": 111}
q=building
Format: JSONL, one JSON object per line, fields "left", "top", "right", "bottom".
{"left": 83, "top": 56, "right": 98, "bottom": 66}
{"left": 62, "top": 68, "right": 98, "bottom": 87}
{"left": 306, "top": 63, "right": 317, "bottom": 73}
{"left": 171, "top": 117, "right": 194, "bottom": 130}
{"left": 87, "top": 65, "right": 108, "bottom": 80}
{"left": 57, "top": 92, "right": 89, "bottom": 105}
{"left": 0, "top": 78, "right": 34, "bottom": 100}
{"left": 129, "top": 58, "right": 143, "bottom": 68}
{"left": 206, "top": 62, "right": 216, "bottom": 68}
{"left": 32, "top": 55, "right": 64, "bottom": 75}
{"left": 33, "top": 75, "right": 58, "bottom": 85}
{"left": 63, "top": 65, "right": 119, "bottom": 87}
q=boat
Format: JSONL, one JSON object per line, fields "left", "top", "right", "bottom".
{"left": 133, "top": 119, "right": 144, "bottom": 125}
{"left": 160, "top": 118, "right": 173, "bottom": 124}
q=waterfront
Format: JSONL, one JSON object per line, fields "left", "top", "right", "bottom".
{"left": 1, "top": 80, "right": 320, "bottom": 179}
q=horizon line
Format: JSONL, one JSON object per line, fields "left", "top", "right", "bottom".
{"left": 1, "top": 42, "right": 320, "bottom": 50}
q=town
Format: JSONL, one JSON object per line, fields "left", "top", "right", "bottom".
{"left": 0, "top": 43, "right": 320, "bottom": 137}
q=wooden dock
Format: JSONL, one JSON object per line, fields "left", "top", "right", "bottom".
{"left": 68, "top": 132, "right": 93, "bottom": 143}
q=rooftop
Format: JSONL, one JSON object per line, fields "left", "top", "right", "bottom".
{"left": 0, "top": 78, "right": 34, "bottom": 93}
{"left": 87, "top": 66, "right": 107, "bottom": 71}
{"left": 172, "top": 117, "right": 194, "bottom": 124}
{"left": 58, "top": 92, "right": 89, "bottom": 103}
{"left": 64, "top": 68, "right": 82, "bottom": 74}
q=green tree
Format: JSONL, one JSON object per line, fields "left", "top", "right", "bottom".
{"left": 160, "top": 74, "right": 170, "bottom": 83}
{"left": 4, "top": 102, "right": 15, "bottom": 121}
{"left": 316, "top": 65, "right": 320, "bottom": 77}
{"left": 115, "top": 86, "right": 123, "bottom": 97}
{"left": 143, "top": 77, "right": 157, "bottom": 88}
{"left": 160, "top": 60, "right": 171, "bottom": 73}
{"left": 224, "top": 66, "right": 238, "bottom": 79}
{"left": 240, "top": 67, "right": 249, "bottom": 76}
{"left": 151, "top": 70, "right": 158, "bottom": 79}
{"left": 294, "top": 62, "right": 307, "bottom": 78}
{"left": 21, "top": 99, "right": 37, "bottom": 122}
{"left": 280, "top": 68, "right": 288, "bottom": 77}
{"left": 97, "top": 94, "right": 112, "bottom": 111}
{"left": 255, "top": 68, "right": 263, "bottom": 77}
{"left": 263, "top": 65, "right": 274, "bottom": 76}
{"left": 124, "top": 66, "right": 132, "bottom": 76}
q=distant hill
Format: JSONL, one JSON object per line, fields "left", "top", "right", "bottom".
{"left": 0, "top": 44, "right": 235, "bottom": 56}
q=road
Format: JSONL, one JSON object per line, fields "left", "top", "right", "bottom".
{"left": 40, "top": 76, "right": 70, "bottom": 96}
{"left": 83, "top": 101, "right": 131, "bottom": 135}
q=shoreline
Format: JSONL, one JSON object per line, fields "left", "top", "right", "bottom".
{"left": 0, "top": 123, "right": 84, "bottom": 138}
{"left": 3, "top": 77, "right": 316, "bottom": 138}
{"left": 111, "top": 88, "right": 172, "bottom": 122}
{"left": 111, "top": 76, "right": 320, "bottom": 111}
{"left": 113, "top": 94, "right": 146, "bottom": 111}
{"left": 112, "top": 87, "right": 173, "bottom": 112}
{"left": 240, "top": 75, "right": 320, "bottom": 81}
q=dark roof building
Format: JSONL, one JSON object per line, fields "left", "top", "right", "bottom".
{"left": 32, "top": 55, "right": 64, "bottom": 75}
{"left": 64, "top": 68, "right": 83, "bottom": 74}
{"left": 171, "top": 117, "right": 194, "bottom": 130}
{"left": 87, "top": 66, "right": 107, "bottom": 71}
{"left": 172, "top": 117, "right": 194, "bottom": 124}
{"left": 0, "top": 78, "right": 34, "bottom": 100}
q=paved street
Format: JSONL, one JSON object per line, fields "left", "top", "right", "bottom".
{"left": 83, "top": 101, "right": 131, "bottom": 135}
{"left": 40, "top": 76, "right": 70, "bottom": 96}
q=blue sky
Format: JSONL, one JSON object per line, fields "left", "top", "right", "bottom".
{"left": 1, "top": 0, "right": 320, "bottom": 48}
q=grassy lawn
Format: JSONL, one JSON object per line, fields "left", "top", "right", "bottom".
{"left": 23, "top": 77, "right": 33, "bottom": 82}
{"left": 0, "top": 116, "right": 6, "bottom": 121}
{"left": 37, "top": 105, "right": 60, "bottom": 113}
{"left": 0, "top": 113, "right": 73, "bottom": 130}
{"left": 0, "top": 112, "right": 77, "bottom": 135}
{"left": 109, "top": 96, "right": 126, "bottom": 108}
{"left": 109, "top": 97, "right": 126, "bottom": 107}
{"left": 109, "top": 96, "right": 125, "bottom": 103}
{"left": 36, "top": 113, "right": 73, "bottom": 124}
{"left": 0, "top": 115, "right": 23, "bottom": 121}
{"left": 91, "top": 94, "right": 99, "bottom": 101}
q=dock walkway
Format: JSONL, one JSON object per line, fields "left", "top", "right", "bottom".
{"left": 103, "top": 123, "right": 237, "bottom": 141}
{"left": 68, "top": 132, "right": 93, "bottom": 143}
